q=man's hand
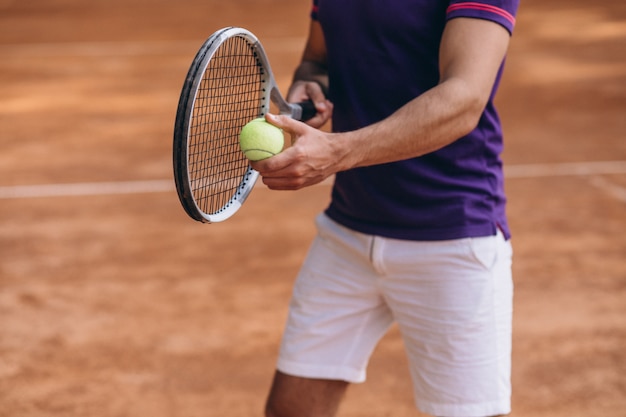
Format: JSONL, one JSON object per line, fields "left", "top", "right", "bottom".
{"left": 288, "top": 80, "right": 333, "bottom": 129}
{"left": 250, "top": 113, "right": 345, "bottom": 190}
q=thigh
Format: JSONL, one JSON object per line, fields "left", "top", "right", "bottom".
{"left": 379, "top": 232, "right": 513, "bottom": 417}
{"left": 265, "top": 371, "right": 348, "bottom": 417}
{"left": 276, "top": 214, "right": 394, "bottom": 383}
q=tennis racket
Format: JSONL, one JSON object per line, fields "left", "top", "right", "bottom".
{"left": 173, "top": 27, "right": 316, "bottom": 223}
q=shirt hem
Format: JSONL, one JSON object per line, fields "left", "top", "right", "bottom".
{"left": 325, "top": 208, "right": 510, "bottom": 241}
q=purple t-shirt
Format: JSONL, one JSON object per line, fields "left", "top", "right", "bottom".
{"left": 312, "top": 0, "right": 519, "bottom": 241}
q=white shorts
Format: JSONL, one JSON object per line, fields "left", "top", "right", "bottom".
{"left": 277, "top": 213, "right": 513, "bottom": 417}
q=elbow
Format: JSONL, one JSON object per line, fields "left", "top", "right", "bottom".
{"left": 459, "top": 102, "right": 484, "bottom": 137}
{"left": 454, "top": 84, "right": 489, "bottom": 138}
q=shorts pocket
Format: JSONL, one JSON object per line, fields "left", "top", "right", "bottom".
{"left": 468, "top": 234, "right": 498, "bottom": 271}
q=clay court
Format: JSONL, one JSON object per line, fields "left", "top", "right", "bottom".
{"left": 0, "top": 0, "right": 624, "bottom": 416}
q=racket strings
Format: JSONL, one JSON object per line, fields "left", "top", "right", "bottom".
{"left": 188, "top": 36, "right": 265, "bottom": 214}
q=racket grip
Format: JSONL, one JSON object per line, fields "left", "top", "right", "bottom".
{"left": 297, "top": 100, "right": 317, "bottom": 122}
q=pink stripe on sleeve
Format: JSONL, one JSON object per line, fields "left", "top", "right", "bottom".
{"left": 447, "top": 2, "right": 516, "bottom": 26}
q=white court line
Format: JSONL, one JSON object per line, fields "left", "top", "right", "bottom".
{"left": 505, "top": 161, "right": 626, "bottom": 178}
{"left": 0, "top": 161, "right": 625, "bottom": 200}
{"left": 0, "top": 180, "right": 174, "bottom": 199}
{"left": 0, "top": 40, "right": 200, "bottom": 57}
{"left": 587, "top": 176, "right": 626, "bottom": 203}
{"left": 0, "top": 38, "right": 306, "bottom": 57}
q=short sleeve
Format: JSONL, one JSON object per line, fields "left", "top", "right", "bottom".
{"left": 446, "top": 1, "right": 520, "bottom": 34}
{"left": 311, "top": 0, "right": 319, "bottom": 20}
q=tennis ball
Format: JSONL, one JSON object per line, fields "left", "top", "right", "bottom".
{"left": 239, "top": 118, "right": 284, "bottom": 161}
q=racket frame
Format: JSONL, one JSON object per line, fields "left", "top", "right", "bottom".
{"left": 173, "top": 27, "right": 305, "bottom": 223}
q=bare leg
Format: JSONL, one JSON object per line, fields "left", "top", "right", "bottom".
{"left": 265, "top": 371, "right": 349, "bottom": 417}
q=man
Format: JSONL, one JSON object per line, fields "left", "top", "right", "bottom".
{"left": 252, "top": 1, "right": 520, "bottom": 416}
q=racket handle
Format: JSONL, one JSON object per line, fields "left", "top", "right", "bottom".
{"left": 297, "top": 100, "right": 317, "bottom": 122}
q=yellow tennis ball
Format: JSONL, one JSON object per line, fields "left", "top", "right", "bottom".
{"left": 239, "top": 118, "right": 284, "bottom": 161}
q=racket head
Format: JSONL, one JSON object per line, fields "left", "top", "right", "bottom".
{"left": 173, "top": 27, "right": 282, "bottom": 223}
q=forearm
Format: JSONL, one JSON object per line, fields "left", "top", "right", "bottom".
{"left": 335, "top": 77, "right": 484, "bottom": 170}
{"left": 288, "top": 20, "right": 329, "bottom": 101}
